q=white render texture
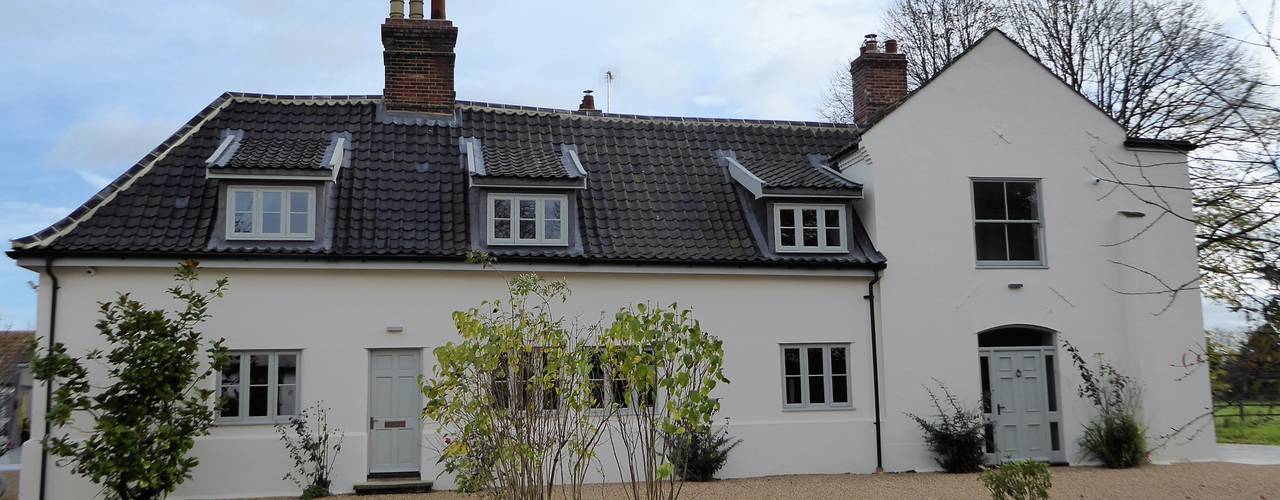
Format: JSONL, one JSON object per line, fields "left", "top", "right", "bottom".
{"left": 18, "top": 31, "right": 1215, "bottom": 500}
{"left": 20, "top": 266, "right": 876, "bottom": 499}
{"left": 844, "top": 31, "right": 1214, "bottom": 470}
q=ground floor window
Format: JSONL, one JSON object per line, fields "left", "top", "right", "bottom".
{"left": 781, "top": 343, "right": 851, "bottom": 410}
{"left": 218, "top": 351, "right": 299, "bottom": 424}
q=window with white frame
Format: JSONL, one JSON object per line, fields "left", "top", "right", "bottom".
{"left": 226, "top": 187, "right": 315, "bottom": 240}
{"left": 490, "top": 348, "right": 653, "bottom": 411}
{"left": 972, "top": 179, "right": 1044, "bottom": 265}
{"left": 488, "top": 194, "right": 568, "bottom": 246}
{"left": 774, "top": 204, "right": 848, "bottom": 253}
{"left": 781, "top": 344, "right": 851, "bottom": 410}
{"left": 218, "top": 351, "right": 299, "bottom": 423}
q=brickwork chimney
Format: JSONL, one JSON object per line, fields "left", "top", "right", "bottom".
{"left": 382, "top": 0, "right": 458, "bottom": 114}
{"left": 578, "top": 90, "right": 598, "bottom": 112}
{"left": 850, "top": 34, "right": 907, "bottom": 125}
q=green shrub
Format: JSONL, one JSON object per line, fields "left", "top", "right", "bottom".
{"left": 666, "top": 418, "right": 742, "bottom": 481}
{"left": 1064, "top": 340, "right": 1147, "bottom": 468}
{"left": 276, "top": 403, "right": 343, "bottom": 498}
{"left": 1079, "top": 413, "right": 1146, "bottom": 468}
{"left": 906, "top": 381, "right": 988, "bottom": 473}
{"left": 979, "top": 460, "right": 1052, "bottom": 500}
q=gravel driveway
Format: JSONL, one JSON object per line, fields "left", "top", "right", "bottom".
{"left": 312, "top": 462, "right": 1279, "bottom": 500}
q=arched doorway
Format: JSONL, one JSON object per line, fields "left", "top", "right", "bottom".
{"left": 978, "top": 326, "right": 1064, "bottom": 463}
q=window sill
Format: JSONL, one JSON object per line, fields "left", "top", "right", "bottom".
{"left": 214, "top": 417, "right": 295, "bottom": 426}
{"left": 976, "top": 263, "right": 1048, "bottom": 270}
{"left": 781, "top": 405, "right": 856, "bottom": 413}
{"left": 775, "top": 248, "right": 849, "bottom": 254}
{"left": 225, "top": 235, "right": 316, "bottom": 242}
{"left": 487, "top": 241, "right": 569, "bottom": 247}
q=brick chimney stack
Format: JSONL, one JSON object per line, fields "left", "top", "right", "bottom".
{"left": 850, "top": 34, "right": 907, "bottom": 125}
{"left": 578, "top": 90, "right": 598, "bottom": 112}
{"left": 383, "top": 0, "right": 458, "bottom": 114}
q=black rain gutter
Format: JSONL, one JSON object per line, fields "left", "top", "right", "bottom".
{"left": 864, "top": 269, "right": 884, "bottom": 472}
{"left": 39, "top": 257, "right": 58, "bottom": 500}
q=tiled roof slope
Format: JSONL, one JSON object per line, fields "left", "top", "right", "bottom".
{"left": 220, "top": 136, "right": 331, "bottom": 171}
{"left": 10, "top": 95, "right": 884, "bottom": 268}
{"left": 481, "top": 144, "right": 569, "bottom": 178}
{"left": 740, "top": 155, "right": 860, "bottom": 191}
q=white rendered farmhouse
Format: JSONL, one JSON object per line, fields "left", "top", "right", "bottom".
{"left": 9, "top": 1, "right": 1212, "bottom": 498}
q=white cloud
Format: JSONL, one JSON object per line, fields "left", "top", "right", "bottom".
{"left": 45, "top": 110, "right": 177, "bottom": 174}
{"left": 0, "top": 200, "right": 71, "bottom": 243}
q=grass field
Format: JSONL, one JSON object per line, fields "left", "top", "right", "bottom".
{"left": 1216, "top": 402, "right": 1280, "bottom": 445}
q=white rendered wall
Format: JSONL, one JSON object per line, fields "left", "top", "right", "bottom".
{"left": 844, "top": 32, "right": 1215, "bottom": 472}
{"left": 20, "top": 265, "right": 875, "bottom": 499}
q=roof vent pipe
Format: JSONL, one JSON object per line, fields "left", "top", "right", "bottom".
{"left": 431, "top": 0, "right": 446, "bottom": 20}
{"left": 389, "top": 0, "right": 405, "bottom": 19}
{"left": 408, "top": 0, "right": 424, "bottom": 19}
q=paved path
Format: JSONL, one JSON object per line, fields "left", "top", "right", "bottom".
{"left": 1218, "top": 443, "right": 1280, "bottom": 465}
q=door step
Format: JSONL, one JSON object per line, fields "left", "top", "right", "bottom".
{"left": 353, "top": 479, "right": 434, "bottom": 495}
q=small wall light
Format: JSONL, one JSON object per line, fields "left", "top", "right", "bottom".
{"left": 1008, "top": 283, "right": 1024, "bottom": 290}
{"left": 385, "top": 326, "right": 405, "bottom": 333}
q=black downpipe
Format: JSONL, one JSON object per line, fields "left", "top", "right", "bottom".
{"left": 864, "top": 270, "right": 884, "bottom": 472}
{"left": 39, "top": 258, "right": 59, "bottom": 500}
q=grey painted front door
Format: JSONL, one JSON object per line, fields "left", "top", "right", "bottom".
{"left": 368, "top": 350, "right": 422, "bottom": 475}
{"left": 988, "top": 349, "right": 1051, "bottom": 461}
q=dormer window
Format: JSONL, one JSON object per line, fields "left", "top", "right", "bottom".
{"left": 226, "top": 187, "right": 315, "bottom": 240}
{"left": 487, "top": 193, "right": 568, "bottom": 246}
{"left": 774, "top": 203, "right": 847, "bottom": 253}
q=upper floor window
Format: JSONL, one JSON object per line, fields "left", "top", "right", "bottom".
{"left": 781, "top": 343, "right": 851, "bottom": 410}
{"left": 226, "top": 187, "right": 315, "bottom": 240}
{"left": 488, "top": 194, "right": 568, "bottom": 246}
{"left": 774, "top": 204, "right": 847, "bottom": 253}
{"left": 972, "top": 179, "right": 1043, "bottom": 266}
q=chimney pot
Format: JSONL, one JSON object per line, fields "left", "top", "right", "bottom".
{"left": 389, "top": 0, "right": 405, "bottom": 19}
{"left": 579, "top": 90, "right": 597, "bottom": 112}
{"left": 850, "top": 33, "right": 908, "bottom": 125}
{"left": 431, "top": 0, "right": 446, "bottom": 20}
{"left": 409, "top": 0, "right": 424, "bottom": 19}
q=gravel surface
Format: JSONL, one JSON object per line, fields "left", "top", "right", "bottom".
{"left": 304, "top": 463, "right": 1280, "bottom": 500}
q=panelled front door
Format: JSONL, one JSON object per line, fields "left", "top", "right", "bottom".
{"left": 987, "top": 348, "right": 1052, "bottom": 462}
{"left": 368, "top": 350, "right": 422, "bottom": 475}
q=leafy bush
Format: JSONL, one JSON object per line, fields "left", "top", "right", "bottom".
{"left": 666, "top": 418, "right": 742, "bottom": 481}
{"left": 979, "top": 460, "right": 1052, "bottom": 500}
{"left": 276, "top": 403, "right": 344, "bottom": 498}
{"left": 30, "top": 261, "right": 229, "bottom": 500}
{"left": 906, "top": 381, "right": 987, "bottom": 473}
{"left": 1064, "top": 340, "right": 1147, "bottom": 468}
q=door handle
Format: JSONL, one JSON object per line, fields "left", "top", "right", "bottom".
{"left": 997, "top": 404, "right": 1005, "bottom": 415}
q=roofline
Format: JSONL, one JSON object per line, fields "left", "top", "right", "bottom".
{"left": 1123, "top": 137, "right": 1198, "bottom": 152}
{"left": 857, "top": 28, "right": 1130, "bottom": 137}
{"left": 10, "top": 250, "right": 888, "bottom": 272}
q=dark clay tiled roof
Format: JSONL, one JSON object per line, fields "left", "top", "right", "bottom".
{"left": 10, "top": 94, "right": 884, "bottom": 268}
{"left": 739, "top": 154, "right": 860, "bottom": 191}
{"left": 481, "top": 144, "right": 569, "bottom": 178}
{"left": 219, "top": 135, "right": 331, "bottom": 172}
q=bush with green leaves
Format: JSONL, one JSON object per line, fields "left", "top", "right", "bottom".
{"left": 30, "top": 260, "right": 229, "bottom": 500}
{"left": 665, "top": 418, "right": 741, "bottom": 482}
{"left": 1063, "top": 340, "right": 1147, "bottom": 468}
{"left": 422, "top": 274, "right": 612, "bottom": 500}
{"left": 906, "top": 381, "right": 987, "bottom": 473}
{"left": 979, "top": 460, "right": 1052, "bottom": 500}
{"left": 422, "top": 274, "right": 730, "bottom": 500}
{"left": 601, "top": 302, "right": 730, "bottom": 499}
{"left": 276, "top": 403, "right": 343, "bottom": 499}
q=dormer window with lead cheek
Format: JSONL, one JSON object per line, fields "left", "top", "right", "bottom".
{"left": 774, "top": 203, "right": 848, "bottom": 253}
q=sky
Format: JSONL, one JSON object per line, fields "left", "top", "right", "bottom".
{"left": 0, "top": 0, "right": 1266, "bottom": 332}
